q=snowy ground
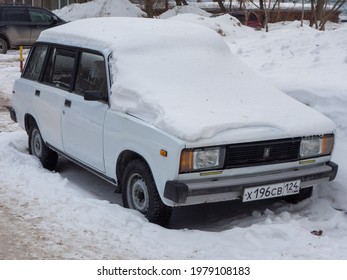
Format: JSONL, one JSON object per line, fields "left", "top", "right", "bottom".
{"left": 1, "top": 1, "right": 347, "bottom": 260}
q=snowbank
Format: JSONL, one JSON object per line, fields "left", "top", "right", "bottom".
{"left": 159, "top": 4, "right": 211, "bottom": 19}
{"left": 53, "top": 0, "right": 145, "bottom": 21}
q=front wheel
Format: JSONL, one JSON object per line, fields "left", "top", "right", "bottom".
{"left": 122, "top": 159, "right": 172, "bottom": 226}
{"left": 28, "top": 124, "right": 58, "bottom": 171}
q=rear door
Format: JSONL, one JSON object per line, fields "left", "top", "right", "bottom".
{"left": 0, "top": 7, "right": 30, "bottom": 46}
{"left": 28, "top": 8, "right": 58, "bottom": 45}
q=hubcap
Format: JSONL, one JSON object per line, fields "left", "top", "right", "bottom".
{"left": 32, "top": 129, "right": 42, "bottom": 157}
{"left": 128, "top": 173, "right": 149, "bottom": 213}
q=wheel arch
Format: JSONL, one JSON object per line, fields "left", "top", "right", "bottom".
{"left": 24, "top": 114, "right": 38, "bottom": 134}
{"left": 0, "top": 34, "right": 10, "bottom": 49}
{"left": 116, "top": 150, "right": 152, "bottom": 191}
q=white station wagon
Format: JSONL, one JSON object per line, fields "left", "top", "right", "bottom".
{"left": 11, "top": 17, "right": 338, "bottom": 225}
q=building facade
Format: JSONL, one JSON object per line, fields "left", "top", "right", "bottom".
{"left": 0, "top": 0, "right": 89, "bottom": 10}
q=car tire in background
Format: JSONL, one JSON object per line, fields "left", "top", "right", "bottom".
{"left": 0, "top": 38, "right": 8, "bottom": 54}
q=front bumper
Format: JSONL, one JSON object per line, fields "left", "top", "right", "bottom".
{"left": 164, "top": 161, "right": 338, "bottom": 205}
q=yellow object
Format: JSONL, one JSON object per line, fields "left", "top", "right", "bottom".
{"left": 19, "top": 46, "right": 23, "bottom": 72}
{"left": 179, "top": 149, "right": 193, "bottom": 172}
{"left": 160, "top": 149, "right": 168, "bottom": 157}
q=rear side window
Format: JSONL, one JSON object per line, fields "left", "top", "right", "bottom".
{"left": 249, "top": 13, "right": 258, "bottom": 21}
{"left": 43, "top": 48, "right": 77, "bottom": 91}
{"left": 1, "top": 8, "right": 29, "bottom": 22}
{"left": 29, "top": 9, "right": 54, "bottom": 24}
{"left": 23, "top": 44, "right": 48, "bottom": 81}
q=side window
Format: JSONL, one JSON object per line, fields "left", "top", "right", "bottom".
{"left": 75, "top": 52, "right": 107, "bottom": 98}
{"left": 29, "top": 9, "right": 53, "bottom": 24}
{"left": 1, "top": 8, "right": 29, "bottom": 22}
{"left": 43, "top": 48, "right": 77, "bottom": 91}
{"left": 23, "top": 44, "right": 48, "bottom": 81}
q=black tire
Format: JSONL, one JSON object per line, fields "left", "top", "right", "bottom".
{"left": 28, "top": 124, "right": 58, "bottom": 171}
{"left": 283, "top": 186, "right": 313, "bottom": 204}
{"left": 122, "top": 159, "right": 172, "bottom": 226}
{"left": 0, "top": 38, "right": 8, "bottom": 54}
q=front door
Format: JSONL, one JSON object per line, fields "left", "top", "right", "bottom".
{"left": 61, "top": 52, "right": 109, "bottom": 172}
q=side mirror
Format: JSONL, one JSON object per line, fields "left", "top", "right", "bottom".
{"left": 84, "top": 90, "right": 108, "bottom": 102}
{"left": 51, "top": 15, "right": 58, "bottom": 24}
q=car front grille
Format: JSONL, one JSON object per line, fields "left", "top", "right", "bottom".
{"left": 225, "top": 138, "right": 301, "bottom": 168}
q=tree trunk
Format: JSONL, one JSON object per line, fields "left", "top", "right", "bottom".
{"left": 259, "top": 0, "right": 266, "bottom": 28}
{"left": 301, "top": 0, "right": 305, "bottom": 27}
{"left": 216, "top": 0, "right": 227, "bottom": 12}
{"left": 175, "top": 0, "right": 188, "bottom": 5}
{"left": 144, "top": 0, "right": 154, "bottom": 18}
{"left": 310, "top": 0, "right": 318, "bottom": 28}
{"left": 316, "top": 0, "right": 326, "bottom": 21}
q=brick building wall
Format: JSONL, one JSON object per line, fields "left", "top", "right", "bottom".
{"left": 0, "top": 0, "right": 88, "bottom": 9}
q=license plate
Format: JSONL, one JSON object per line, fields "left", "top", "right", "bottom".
{"left": 242, "top": 180, "right": 301, "bottom": 202}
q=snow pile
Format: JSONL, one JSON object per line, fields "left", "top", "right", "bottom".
{"left": 224, "top": 21, "right": 347, "bottom": 138}
{"left": 159, "top": 4, "right": 211, "bottom": 19}
{"left": 0, "top": 53, "right": 23, "bottom": 97}
{"left": 53, "top": 0, "right": 145, "bottom": 21}
{"left": 167, "top": 13, "right": 246, "bottom": 36}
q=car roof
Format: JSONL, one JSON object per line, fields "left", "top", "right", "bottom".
{"left": 38, "top": 17, "right": 222, "bottom": 54}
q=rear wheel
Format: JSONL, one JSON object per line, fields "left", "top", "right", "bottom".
{"left": 122, "top": 159, "right": 172, "bottom": 226}
{"left": 28, "top": 124, "right": 58, "bottom": 171}
{"left": 0, "top": 38, "right": 8, "bottom": 54}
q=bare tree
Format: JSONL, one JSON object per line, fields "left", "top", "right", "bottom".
{"left": 310, "top": 0, "right": 346, "bottom": 30}
{"left": 249, "top": 0, "right": 269, "bottom": 31}
{"left": 216, "top": 0, "right": 227, "bottom": 12}
{"left": 144, "top": 0, "right": 155, "bottom": 18}
{"left": 175, "top": 0, "right": 188, "bottom": 5}
{"left": 301, "top": 0, "right": 305, "bottom": 27}
{"left": 316, "top": 0, "right": 326, "bottom": 21}
{"left": 310, "top": 0, "right": 319, "bottom": 28}
{"left": 319, "top": 0, "right": 346, "bottom": 30}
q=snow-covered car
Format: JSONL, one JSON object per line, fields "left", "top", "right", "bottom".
{"left": 10, "top": 17, "right": 338, "bottom": 226}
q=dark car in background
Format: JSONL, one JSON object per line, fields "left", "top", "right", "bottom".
{"left": 229, "top": 11, "right": 262, "bottom": 30}
{"left": 0, "top": 5, "right": 65, "bottom": 54}
{"left": 211, "top": 10, "right": 262, "bottom": 30}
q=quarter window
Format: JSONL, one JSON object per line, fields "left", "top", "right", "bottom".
{"left": 1, "top": 8, "right": 28, "bottom": 22}
{"left": 23, "top": 44, "right": 48, "bottom": 81}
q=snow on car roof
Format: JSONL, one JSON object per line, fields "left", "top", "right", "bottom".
{"left": 39, "top": 17, "right": 335, "bottom": 142}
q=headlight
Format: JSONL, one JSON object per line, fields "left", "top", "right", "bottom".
{"left": 300, "top": 134, "right": 334, "bottom": 159}
{"left": 179, "top": 147, "right": 225, "bottom": 173}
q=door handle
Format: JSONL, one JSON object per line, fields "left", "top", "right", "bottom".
{"left": 64, "top": 99, "right": 71, "bottom": 108}
{"left": 35, "top": 90, "right": 40, "bottom": 96}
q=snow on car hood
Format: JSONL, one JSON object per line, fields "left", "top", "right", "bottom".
{"left": 39, "top": 17, "right": 336, "bottom": 141}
